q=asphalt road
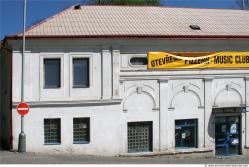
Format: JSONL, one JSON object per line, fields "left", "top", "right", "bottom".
{"left": 0, "top": 151, "right": 249, "bottom": 164}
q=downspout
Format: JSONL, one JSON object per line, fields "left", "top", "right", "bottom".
{"left": 204, "top": 78, "right": 206, "bottom": 148}
{"left": 158, "top": 80, "right": 161, "bottom": 151}
{"left": 9, "top": 46, "right": 13, "bottom": 150}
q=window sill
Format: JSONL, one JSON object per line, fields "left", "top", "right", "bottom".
{"left": 73, "top": 141, "right": 90, "bottom": 144}
{"left": 43, "top": 87, "right": 61, "bottom": 89}
{"left": 72, "top": 86, "right": 90, "bottom": 89}
{"left": 44, "top": 143, "right": 61, "bottom": 145}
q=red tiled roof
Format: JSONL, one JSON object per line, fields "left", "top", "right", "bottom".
{"left": 17, "top": 5, "right": 249, "bottom": 38}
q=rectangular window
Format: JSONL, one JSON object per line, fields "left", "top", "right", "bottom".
{"left": 175, "top": 119, "right": 198, "bottom": 148}
{"left": 128, "top": 121, "right": 152, "bottom": 153}
{"left": 73, "top": 58, "right": 89, "bottom": 88}
{"left": 73, "top": 118, "right": 90, "bottom": 144}
{"left": 44, "top": 118, "right": 61, "bottom": 144}
{"left": 44, "top": 59, "right": 61, "bottom": 88}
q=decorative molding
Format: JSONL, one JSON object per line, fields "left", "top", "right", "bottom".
{"left": 101, "top": 46, "right": 110, "bottom": 51}
{"left": 173, "top": 83, "right": 185, "bottom": 90}
{"left": 123, "top": 88, "right": 157, "bottom": 112}
{"left": 226, "top": 84, "right": 232, "bottom": 91}
{"left": 120, "top": 75, "right": 249, "bottom": 81}
{"left": 12, "top": 99, "right": 122, "bottom": 108}
{"left": 12, "top": 50, "right": 31, "bottom": 53}
{"left": 168, "top": 107, "right": 175, "bottom": 111}
{"left": 111, "top": 46, "right": 120, "bottom": 51}
{"left": 126, "top": 84, "right": 137, "bottom": 92}
{"left": 231, "top": 81, "right": 241, "bottom": 88}
{"left": 152, "top": 107, "right": 159, "bottom": 112}
{"left": 203, "top": 77, "right": 213, "bottom": 82}
{"left": 213, "top": 86, "right": 243, "bottom": 106}
{"left": 158, "top": 79, "right": 169, "bottom": 83}
{"left": 169, "top": 88, "right": 202, "bottom": 109}
{"left": 244, "top": 77, "right": 249, "bottom": 81}
{"left": 143, "top": 84, "right": 156, "bottom": 91}
{"left": 137, "top": 87, "right": 143, "bottom": 94}
{"left": 183, "top": 85, "right": 189, "bottom": 93}
{"left": 189, "top": 83, "right": 201, "bottom": 90}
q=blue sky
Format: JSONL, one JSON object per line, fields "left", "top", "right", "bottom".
{"left": 0, "top": 0, "right": 243, "bottom": 40}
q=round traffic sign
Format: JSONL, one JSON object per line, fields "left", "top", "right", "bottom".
{"left": 16, "top": 102, "right": 30, "bottom": 116}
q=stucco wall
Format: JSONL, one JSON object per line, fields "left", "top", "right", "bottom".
{"left": 8, "top": 38, "right": 249, "bottom": 156}
{"left": 12, "top": 105, "right": 122, "bottom": 156}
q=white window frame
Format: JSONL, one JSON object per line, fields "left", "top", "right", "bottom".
{"left": 71, "top": 57, "right": 90, "bottom": 88}
{"left": 120, "top": 53, "right": 148, "bottom": 70}
{"left": 39, "top": 54, "right": 65, "bottom": 100}
{"left": 129, "top": 56, "right": 148, "bottom": 68}
{"left": 69, "top": 54, "right": 94, "bottom": 99}
{"left": 43, "top": 58, "right": 61, "bottom": 89}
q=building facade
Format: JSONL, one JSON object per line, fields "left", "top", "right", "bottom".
{"left": 1, "top": 6, "right": 249, "bottom": 156}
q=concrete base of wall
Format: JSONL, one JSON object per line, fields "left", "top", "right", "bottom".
{"left": 121, "top": 148, "right": 213, "bottom": 157}
{"left": 244, "top": 147, "right": 249, "bottom": 155}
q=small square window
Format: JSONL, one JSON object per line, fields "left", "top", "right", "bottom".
{"left": 73, "top": 58, "right": 89, "bottom": 88}
{"left": 73, "top": 118, "right": 90, "bottom": 144}
{"left": 44, "top": 59, "right": 61, "bottom": 88}
{"left": 44, "top": 118, "right": 61, "bottom": 145}
{"left": 175, "top": 119, "right": 198, "bottom": 148}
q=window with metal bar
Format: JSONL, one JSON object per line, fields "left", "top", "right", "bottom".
{"left": 175, "top": 119, "right": 198, "bottom": 148}
{"left": 73, "top": 58, "right": 89, "bottom": 88}
{"left": 44, "top": 59, "right": 61, "bottom": 88}
{"left": 128, "top": 121, "right": 152, "bottom": 153}
{"left": 44, "top": 118, "right": 61, "bottom": 144}
{"left": 73, "top": 118, "right": 90, "bottom": 144}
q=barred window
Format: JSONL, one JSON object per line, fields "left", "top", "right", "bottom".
{"left": 73, "top": 118, "right": 90, "bottom": 144}
{"left": 128, "top": 121, "right": 152, "bottom": 153}
{"left": 44, "top": 119, "right": 61, "bottom": 144}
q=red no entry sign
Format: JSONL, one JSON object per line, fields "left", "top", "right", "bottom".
{"left": 16, "top": 102, "right": 30, "bottom": 116}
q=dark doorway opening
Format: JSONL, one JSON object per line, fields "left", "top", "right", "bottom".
{"left": 215, "top": 115, "right": 241, "bottom": 156}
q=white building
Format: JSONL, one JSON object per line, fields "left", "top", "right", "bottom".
{"left": 1, "top": 5, "right": 249, "bottom": 156}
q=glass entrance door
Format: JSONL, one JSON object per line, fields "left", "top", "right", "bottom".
{"left": 215, "top": 116, "right": 241, "bottom": 156}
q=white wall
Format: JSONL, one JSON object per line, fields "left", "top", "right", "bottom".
{"left": 12, "top": 105, "right": 122, "bottom": 156}
{"left": 9, "top": 38, "right": 249, "bottom": 155}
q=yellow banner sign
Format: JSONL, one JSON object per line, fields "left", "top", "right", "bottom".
{"left": 148, "top": 52, "right": 249, "bottom": 69}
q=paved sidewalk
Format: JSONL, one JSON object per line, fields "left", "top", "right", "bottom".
{"left": 0, "top": 151, "right": 249, "bottom": 164}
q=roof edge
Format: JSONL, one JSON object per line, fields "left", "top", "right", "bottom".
{"left": 16, "top": 5, "right": 74, "bottom": 36}
{"left": 78, "top": 4, "right": 248, "bottom": 12}
{"left": 4, "top": 35, "right": 249, "bottom": 41}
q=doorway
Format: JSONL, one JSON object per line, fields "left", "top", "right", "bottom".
{"left": 215, "top": 115, "right": 241, "bottom": 156}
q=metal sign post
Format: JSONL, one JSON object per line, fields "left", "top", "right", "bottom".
{"left": 18, "top": 0, "right": 27, "bottom": 153}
